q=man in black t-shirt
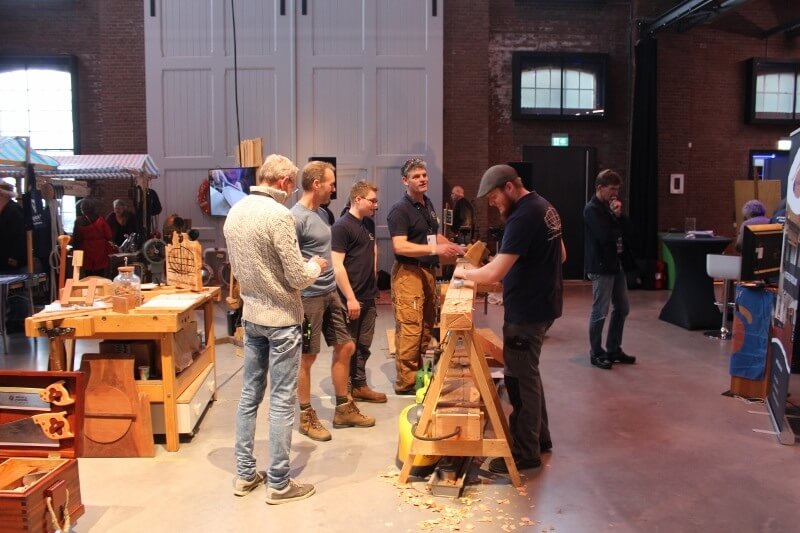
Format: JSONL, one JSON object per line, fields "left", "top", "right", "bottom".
{"left": 331, "top": 181, "right": 387, "bottom": 403}
{"left": 453, "top": 164, "right": 565, "bottom": 475}
{"left": 387, "top": 158, "right": 463, "bottom": 394}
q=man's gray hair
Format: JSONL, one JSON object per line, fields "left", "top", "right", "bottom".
{"left": 401, "top": 157, "right": 427, "bottom": 177}
{"left": 258, "top": 154, "right": 299, "bottom": 185}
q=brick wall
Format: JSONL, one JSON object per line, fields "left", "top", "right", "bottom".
{"left": 656, "top": 3, "right": 800, "bottom": 239}
{"left": 0, "top": 0, "right": 145, "bottom": 215}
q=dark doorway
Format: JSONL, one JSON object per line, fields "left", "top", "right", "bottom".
{"left": 520, "top": 145, "right": 597, "bottom": 279}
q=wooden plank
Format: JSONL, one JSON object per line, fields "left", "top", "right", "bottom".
{"left": 475, "top": 327, "right": 504, "bottom": 365}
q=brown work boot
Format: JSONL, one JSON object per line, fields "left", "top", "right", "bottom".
{"left": 332, "top": 401, "right": 376, "bottom": 428}
{"left": 299, "top": 407, "right": 332, "bottom": 441}
{"left": 351, "top": 385, "right": 388, "bottom": 403}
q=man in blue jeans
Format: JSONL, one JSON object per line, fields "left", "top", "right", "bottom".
{"left": 224, "top": 154, "right": 327, "bottom": 504}
{"left": 583, "top": 169, "right": 637, "bottom": 370}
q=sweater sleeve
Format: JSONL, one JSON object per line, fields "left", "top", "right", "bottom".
{"left": 273, "top": 212, "right": 320, "bottom": 290}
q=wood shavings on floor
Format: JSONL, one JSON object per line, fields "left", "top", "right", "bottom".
{"left": 377, "top": 466, "right": 547, "bottom": 532}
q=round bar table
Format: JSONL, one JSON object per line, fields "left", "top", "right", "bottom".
{"left": 659, "top": 235, "right": 732, "bottom": 330}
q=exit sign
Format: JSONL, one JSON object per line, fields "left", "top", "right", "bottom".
{"left": 551, "top": 133, "right": 569, "bottom": 147}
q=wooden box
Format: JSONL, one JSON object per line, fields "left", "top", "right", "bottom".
{"left": 432, "top": 407, "right": 484, "bottom": 441}
{"left": 0, "top": 371, "right": 85, "bottom": 533}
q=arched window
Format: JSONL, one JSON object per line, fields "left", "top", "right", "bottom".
{"left": 0, "top": 57, "right": 79, "bottom": 230}
{"left": 520, "top": 67, "right": 597, "bottom": 113}
{"left": 513, "top": 52, "right": 607, "bottom": 119}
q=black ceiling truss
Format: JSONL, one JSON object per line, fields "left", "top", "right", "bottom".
{"left": 641, "top": 0, "right": 754, "bottom": 37}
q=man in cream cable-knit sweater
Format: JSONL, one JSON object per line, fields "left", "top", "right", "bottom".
{"left": 225, "top": 154, "right": 327, "bottom": 505}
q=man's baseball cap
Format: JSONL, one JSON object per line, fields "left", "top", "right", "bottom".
{"left": 476, "top": 164, "right": 519, "bottom": 198}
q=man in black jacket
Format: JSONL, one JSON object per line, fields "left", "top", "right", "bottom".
{"left": 583, "top": 169, "right": 636, "bottom": 370}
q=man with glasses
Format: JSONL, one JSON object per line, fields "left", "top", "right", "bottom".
{"left": 584, "top": 169, "right": 636, "bottom": 370}
{"left": 331, "top": 180, "right": 386, "bottom": 403}
{"left": 292, "top": 161, "right": 375, "bottom": 442}
{"left": 225, "top": 154, "right": 325, "bottom": 504}
{"left": 387, "top": 158, "right": 463, "bottom": 395}
{"left": 453, "top": 164, "right": 564, "bottom": 474}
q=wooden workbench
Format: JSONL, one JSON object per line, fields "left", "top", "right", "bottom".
{"left": 24, "top": 286, "right": 221, "bottom": 452}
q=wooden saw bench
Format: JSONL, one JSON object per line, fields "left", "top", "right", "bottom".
{"left": 398, "top": 255, "right": 521, "bottom": 487}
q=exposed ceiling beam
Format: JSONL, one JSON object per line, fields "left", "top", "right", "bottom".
{"left": 786, "top": 25, "right": 800, "bottom": 40}
{"left": 761, "top": 18, "right": 800, "bottom": 39}
{"left": 641, "top": 0, "right": 754, "bottom": 37}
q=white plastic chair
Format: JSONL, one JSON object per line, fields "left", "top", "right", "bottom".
{"left": 704, "top": 254, "right": 742, "bottom": 340}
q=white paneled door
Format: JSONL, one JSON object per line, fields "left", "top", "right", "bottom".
{"left": 145, "top": 0, "right": 443, "bottom": 268}
{"left": 295, "top": 0, "right": 443, "bottom": 270}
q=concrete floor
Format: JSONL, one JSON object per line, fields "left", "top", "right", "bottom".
{"left": 3, "top": 283, "right": 800, "bottom": 532}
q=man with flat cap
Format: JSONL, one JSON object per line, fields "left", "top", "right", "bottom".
{"left": 453, "top": 164, "right": 564, "bottom": 474}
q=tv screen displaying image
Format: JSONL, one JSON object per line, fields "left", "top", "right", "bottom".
{"left": 208, "top": 167, "right": 257, "bottom": 217}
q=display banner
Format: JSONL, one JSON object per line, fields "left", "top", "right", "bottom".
{"left": 766, "top": 338, "right": 795, "bottom": 444}
{"left": 767, "top": 129, "right": 800, "bottom": 444}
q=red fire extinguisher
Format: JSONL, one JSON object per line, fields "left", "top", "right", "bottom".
{"left": 654, "top": 260, "right": 665, "bottom": 290}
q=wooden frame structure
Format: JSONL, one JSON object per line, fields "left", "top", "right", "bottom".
{"left": 398, "top": 257, "right": 521, "bottom": 487}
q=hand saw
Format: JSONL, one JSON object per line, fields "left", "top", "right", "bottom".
{"left": 0, "top": 380, "right": 75, "bottom": 410}
{"left": 0, "top": 412, "right": 73, "bottom": 447}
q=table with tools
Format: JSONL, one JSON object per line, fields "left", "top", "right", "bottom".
{"left": 24, "top": 285, "right": 221, "bottom": 452}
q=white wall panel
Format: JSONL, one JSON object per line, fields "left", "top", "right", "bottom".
{"left": 376, "top": 68, "right": 427, "bottom": 155}
{"left": 224, "top": 0, "right": 276, "bottom": 57}
{"left": 161, "top": 0, "right": 213, "bottom": 58}
{"left": 163, "top": 70, "right": 214, "bottom": 157}
{"left": 376, "top": 0, "right": 427, "bottom": 56}
{"left": 312, "top": 68, "right": 364, "bottom": 156}
{"left": 225, "top": 68, "right": 278, "bottom": 157}
{"left": 311, "top": 0, "right": 364, "bottom": 56}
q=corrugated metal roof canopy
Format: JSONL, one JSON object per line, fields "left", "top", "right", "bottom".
{"left": 0, "top": 136, "right": 59, "bottom": 170}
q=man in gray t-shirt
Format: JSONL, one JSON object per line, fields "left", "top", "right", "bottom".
{"left": 291, "top": 161, "right": 375, "bottom": 442}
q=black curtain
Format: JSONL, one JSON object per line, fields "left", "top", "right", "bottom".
{"left": 629, "top": 36, "right": 659, "bottom": 286}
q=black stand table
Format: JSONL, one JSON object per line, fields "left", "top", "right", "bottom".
{"left": 659, "top": 235, "right": 732, "bottom": 330}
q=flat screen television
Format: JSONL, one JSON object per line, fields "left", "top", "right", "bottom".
{"left": 208, "top": 167, "right": 257, "bottom": 217}
{"left": 741, "top": 223, "right": 784, "bottom": 281}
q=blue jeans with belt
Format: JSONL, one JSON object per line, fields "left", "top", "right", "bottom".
{"left": 235, "top": 320, "right": 301, "bottom": 490}
{"left": 588, "top": 266, "right": 630, "bottom": 357}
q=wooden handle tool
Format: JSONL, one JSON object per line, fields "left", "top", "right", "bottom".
{"left": 57, "top": 235, "right": 71, "bottom": 290}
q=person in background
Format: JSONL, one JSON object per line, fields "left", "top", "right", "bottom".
{"left": 770, "top": 198, "right": 787, "bottom": 224}
{"left": 583, "top": 169, "right": 637, "bottom": 370}
{"left": 320, "top": 202, "right": 336, "bottom": 226}
{"left": 0, "top": 182, "right": 26, "bottom": 274}
{"left": 453, "top": 164, "right": 564, "bottom": 474}
{"left": 292, "top": 161, "right": 374, "bottom": 442}
{"left": 106, "top": 198, "right": 137, "bottom": 247}
{"left": 736, "top": 199, "right": 771, "bottom": 251}
{"left": 225, "top": 153, "right": 325, "bottom": 504}
{"left": 72, "top": 197, "right": 113, "bottom": 277}
{"left": 331, "top": 180, "right": 386, "bottom": 403}
{"left": 450, "top": 185, "right": 474, "bottom": 244}
{"left": 387, "top": 158, "right": 463, "bottom": 394}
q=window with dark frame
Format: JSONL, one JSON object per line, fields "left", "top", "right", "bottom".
{"left": 512, "top": 52, "right": 608, "bottom": 120}
{"left": 746, "top": 58, "right": 800, "bottom": 125}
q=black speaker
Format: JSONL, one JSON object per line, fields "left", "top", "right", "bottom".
{"left": 507, "top": 161, "right": 534, "bottom": 190}
{"left": 308, "top": 156, "right": 337, "bottom": 200}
